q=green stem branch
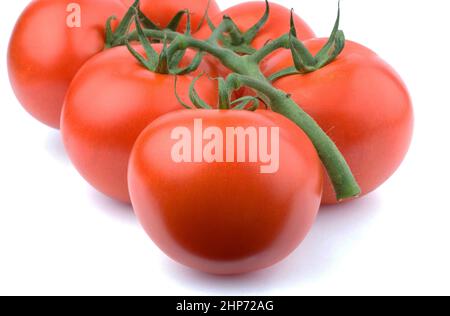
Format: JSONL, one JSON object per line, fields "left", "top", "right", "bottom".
{"left": 227, "top": 74, "right": 361, "bottom": 201}
{"left": 250, "top": 34, "right": 290, "bottom": 63}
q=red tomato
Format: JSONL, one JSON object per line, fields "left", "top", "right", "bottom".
{"left": 195, "top": 1, "right": 315, "bottom": 48}
{"left": 121, "top": 0, "right": 221, "bottom": 32}
{"left": 262, "top": 39, "right": 414, "bottom": 204}
{"left": 8, "top": 0, "right": 128, "bottom": 128}
{"left": 128, "top": 109, "right": 323, "bottom": 274}
{"left": 61, "top": 45, "right": 218, "bottom": 203}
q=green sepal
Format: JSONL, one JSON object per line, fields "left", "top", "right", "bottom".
{"left": 105, "top": 0, "right": 140, "bottom": 48}
{"left": 206, "top": 16, "right": 216, "bottom": 33}
{"left": 289, "top": 11, "right": 316, "bottom": 73}
{"left": 138, "top": 8, "right": 189, "bottom": 33}
{"left": 169, "top": 50, "right": 187, "bottom": 70}
{"left": 135, "top": 16, "right": 159, "bottom": 62}
{"left": 218, "top": 78, "right": 231, "bottom": 110}
{"left": 223, "top": 16, "right": 244, "bottom": 45}
{"left": 167, "top": 13, "right": 199, "bottom": 75}
{"left": 167, "top": 10, "right": 188, "bottom": 32}
{"left": 172, "top": 51, "right": 204, "bottom": 75}
{"left": 126, "top": 39, "right": 153, "bottom": 69}
{"left": 155, "top": 36, "right": 170, "bottom": 74}
{"left": 289, "top": 9, "right": 297, "bottom": 39}
{"left": 174, "top": 76, "right": 193, "bottom": 109}
{"left": 194, "top": 0, "right": 215, "bottom": 33}
{"left": 105, "top": 16, "right": 116, "bottom": 47}
{"left": 185, "top": 11, "right": 192, "bottom": 36}
{"left": 231, "top": 96, "right": 260, "bottom": 111}
{"left": 289, "top": 3, "right": 345, "bottom": 74}
{"left": 126, "top": 16, "right": 159, "bottom": 71}
{"left": 313, "top": 2, "right": 345, "bottom": 69}
{"left": 138, "top": 5, "right": 161, "bottom": 30}
{"left": 242, "top": 0, "right": 270, "bottom": 44}
{"left": 189, "top": 74, "right": 212, "bottom": 109}
{"left": 115, "top": 0, "right": 140, "bottom": 37}
{"left": 267, "top": 66, "right": 299, "bottom": 82}
{"left": 169, "top": 12, "right": 191, "bottom": 74}
{"left": 206, "top": 15, "right": 257, "bottom": 54}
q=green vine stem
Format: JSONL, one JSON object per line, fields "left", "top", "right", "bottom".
{"left": 226, "top": 74, "right": 360, "bottom": 200}
{"left": 109, "top": 2, "right": 361, "bottom": 201}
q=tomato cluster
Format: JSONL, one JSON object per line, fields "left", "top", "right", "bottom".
{"left": 8, "top": 0, "right": 413, "bottom": 275}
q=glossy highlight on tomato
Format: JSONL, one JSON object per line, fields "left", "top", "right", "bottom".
{"left": 61, "top": 44, "right": 218, "bottom": 203}
{"left": 263, "top": 39, "right": 414, "bottom": 204}
{"left": 8, "top": 0, "right": 128, "bottom": 128}
{"left": 128, "top": 110, "right": 323, "bottom": 274}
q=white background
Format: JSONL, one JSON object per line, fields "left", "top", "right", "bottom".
{"left": 1, "top": 0, "right": 449, "bottom": 296}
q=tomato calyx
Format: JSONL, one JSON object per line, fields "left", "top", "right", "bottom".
{"left": 126, "top": 14, "right": 203, "bottom": 75}
{"left": 290, "top": 3, "right": 344, "bottom": 73}
{"left": 175, "top": 74, "right": 260, "bottom": 111}
{"left": 205, "top": 0, "right": 271, "bottom": 54}
{"left": 106, "top": 0, "right": 192, "bottom": 49}
{"left": 195, "top": 0, "right": 219, "bottom": 33}
{"left": 264, "top": 3, "right": 345, "bottom": 82}
{"left": 217, "top": 77, "right": 260, "bottom": 110}
{"left": 105, "top": 0, "right": 139, "bottom": 49}
{"left": 139, "top": 8, "right": 188, "bottom": 34}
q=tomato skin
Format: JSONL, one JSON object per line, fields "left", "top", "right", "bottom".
{"left": 121, "top": 0, "right": 220, "bottom": 32}
{"left": 8, "top": 0, "right": 127, "bottom": 129}
{"left": 263, "top": 39, "right": 414, "bottom": 204}
{"left": 195, "top": 1, "right": 315, "bottom": 47}
{"left": 128, "top": 110, "right": 323, "bottom": 274}
{"left": 61, "top": 45, "right": 218, "bottom": 203}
